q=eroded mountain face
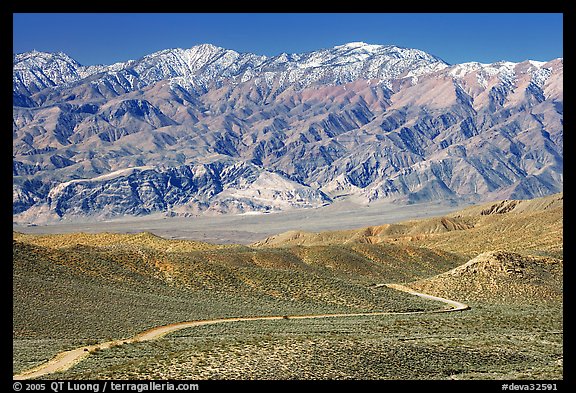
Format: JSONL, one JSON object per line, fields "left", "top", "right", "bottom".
{"left": 13, "top": 43, "right": 563, "bottom": 223}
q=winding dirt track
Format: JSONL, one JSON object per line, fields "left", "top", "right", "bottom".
{"left": 13, "top": 284, "right": 469, "bottom": 380}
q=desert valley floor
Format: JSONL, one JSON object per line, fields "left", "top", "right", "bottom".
{"left": 13, "top": 193, "right": 563, "bottom": 380}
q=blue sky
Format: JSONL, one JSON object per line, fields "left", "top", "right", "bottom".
{"left": 13, "top": 13, "right": 563, "bottom": 66}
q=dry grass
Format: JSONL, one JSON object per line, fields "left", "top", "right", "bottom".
{"left": 255, "top": 193, "right": 563, "bottom": 259}
{"left": 407, "top": 251, "right": 563, "bottom": 305}
{"left": 12, "top": 231, "right": 230, "bottom": 252}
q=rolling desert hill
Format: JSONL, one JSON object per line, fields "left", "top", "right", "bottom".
{"left": 254, "top": 192, "right": 563, "bottom": 259}
{"left": 407, "top": 251, "right": 563, "bottom": 304}
{"left": 14, "top": 233, "right": 459, "bottom": 374}
{"left": 12, "top": 231, "right": 230, "bottom": 253}
{"left": 13, "top": 230, "right": 463, "bottom": 366}
{"left": 13, "top": 192, "right": 563, "bottom": 379}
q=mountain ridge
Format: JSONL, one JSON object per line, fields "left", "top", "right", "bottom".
{"left": 13, "top": 42, "right": 563, "bottom": 223}
{"left": 13, "top": 42, "right": 451, "bottom": 103}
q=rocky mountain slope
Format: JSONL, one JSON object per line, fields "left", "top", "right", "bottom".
{"left": 13, "top": 43, "right": 563, "bottom": 223}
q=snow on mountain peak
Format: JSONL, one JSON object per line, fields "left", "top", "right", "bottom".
{"left": 528, "top": 60, "right": 546, "bottom": 68}
{"left": 13, "top": 50, "right": 88, "bottom": 95}
{"left": 14, "top": 50, "right": 80, "bottom": 67}
{"left": 339, "top": 41, "right": 369, "bottom": 47}
{"left": 21, "top": 42, "right": 547, "bottom": 101}
{"left": 334, "top": 42, "right": 404, "bottom": 55}
{"left": 335, "top": 42, "right": 374, "bottom": 50}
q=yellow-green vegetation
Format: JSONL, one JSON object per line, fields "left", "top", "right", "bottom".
{"left": 13, "top": 192, "right": 563, "bottom": 379}
{"left": 45, "top": 304, "right": 562, "bottom": 380}
{"left": 13, "top": 233, "right": 456, "bottom": 374}
{"left": 12, "top": 231, "right": 231, "bottom": 252}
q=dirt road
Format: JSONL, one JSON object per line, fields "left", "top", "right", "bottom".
{"left": 13, "top": 284, "right": 468, "bottom": 380}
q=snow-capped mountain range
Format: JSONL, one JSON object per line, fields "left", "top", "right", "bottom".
{"left": 14, "top": 43, "right": 447, "bottom": 93}
{"left": 13, "top": 42, "right": 563, "bottom": 223}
